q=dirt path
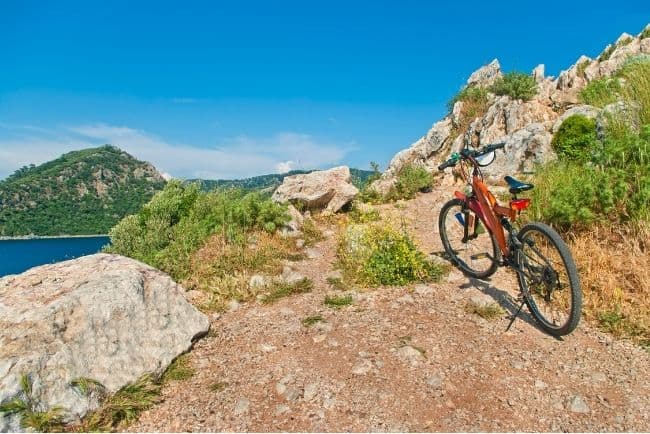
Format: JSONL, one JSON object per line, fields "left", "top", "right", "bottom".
{"left": 130, "top": 189, "right": 650, "bottom": 432}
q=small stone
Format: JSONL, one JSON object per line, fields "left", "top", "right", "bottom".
{"left": 313, "top": 334, "right": 327, "bottom": 343}
{"left": 469, "top": 293, "right": 494, "bottom": 308}
{"left": 323, "top": 395, "right": 336, "bottom": 409}
{"left": 326, "top": 269, "right": 343, "bottom": 280}
{"left": 568, "top": 395, "right": 590, "bottom": 413}
{"left": 279, "top": 307, "right": 295, "bottom": 316}
{"left": 351, "top": 359, "right": 373, "bottom": 375}
{"left": 275, "top": 404, "right": 290, "bottom": 415}
{"left": 284, "top": 387, "right": 302, "bottom": 401}
{"left": 303, "top": 382, "right": 319, "bottom": 401}
{"left": 446, "top": 270, "right": 465, "bottom": 284}
{"left": 249, "top": 274, "right": 267, "bottom": 289}
{"left": 234, "top": 398, "right": 250, "bottom": 415}
{"left": 427, "top": 374, "right": 443, "bottom": 389}
{"left": 296, "top": 239, "right": 305, "bottom": 248}
{"left": 260, "top": 343, "right": 276, "bottom": 353}
{"left": 534, "top": 379, "right": 547, "bottom": 389}
{"left": 414, "top": 284, "right": 433, "bottom": 296}
{"left": 228, "top": 299, "right": 240, "bottom": 311}
{"left": 276, "top": 382, "right": 287, "bottom": 395}
{"left": 306, "top": 248, "right": 322, "bottom": 259}
{"left": 397, "top": 293, "right": 414, "bottom": 304}
{"left": 396, "top": 345, "right": 425, "bottom": 365}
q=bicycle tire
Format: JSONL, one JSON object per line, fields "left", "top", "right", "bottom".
{"left": 438, "top": 198, "right": 500, "bottom": 279}
{"left": 516, "top": 222, "right": 582, "bottom": 336}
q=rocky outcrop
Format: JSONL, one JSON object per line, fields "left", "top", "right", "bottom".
{"left": 272, "top": 166, "right": 358, "bottom": 213}
{"left": 0, "top": 254, "right": 209, "bottom": 431}
{"left": 371, "top": 24, "right": 650, "bottom": 192}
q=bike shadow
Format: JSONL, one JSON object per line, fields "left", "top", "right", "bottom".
{"left": 460, "top": 276, "right": 564, "bottom": 340}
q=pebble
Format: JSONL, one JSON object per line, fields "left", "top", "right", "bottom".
{"left": 295, "top": 239, "right": 305, "bottom": 248}
{"left": 249, "top": 274, "right": 267, "bottom": 289}
{"left": 275, "top": 404, "right": 291, "bottom": 415}
{"left": 397, "top": 293, "right": 415, "bottom": 304}
{"left": 396, "top": 345, "right": 425, "bottom": 365}
{"left": 303, "top": 382, "right": 319, "bottom": 401}
{"left": 234, "top": 398, "right": 250, "bottom": 415}
{"left": 534, "top": 379, "right": 547, "bottom": 389}
{"left": 414, "top": 284, "right": 433, "bottom": 296}
{"left": 260, "top": 343, "right": 276, "bottom": 353}
{"left": 568, "top": 395, "right": 590, "bottom": 413}
{"left": 306, "top": 248, "right": 322, "bottom": 259}
{"left": 352, "top": 359, "right": 373, "bottom": 375}
{"left": 427, "top": 374, "right": 443, "bottom": 389}
{"left": 228, "top": 299, "right": 240, "bottom": 311}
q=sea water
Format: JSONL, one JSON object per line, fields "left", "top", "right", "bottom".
{"left": 0, "top": 236, "right": 110, "bottom": 277}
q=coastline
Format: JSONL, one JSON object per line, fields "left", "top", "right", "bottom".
{"left": 0, "top": 234, "right": 109, "bottom": 241}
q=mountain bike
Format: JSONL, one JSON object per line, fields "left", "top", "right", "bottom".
{"left": 437, "top": 142, "right": 582, "bottom": 336}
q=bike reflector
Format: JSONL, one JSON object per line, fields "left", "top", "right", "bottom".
{"left": 454, "top": 212, "right": 465, "bottom": 226}
{"left": 510, "top": 198, "right": 531, "bottom": 211}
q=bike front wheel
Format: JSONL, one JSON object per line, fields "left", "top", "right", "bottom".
{"left": 439, "top": 198, "right": 500, "bottom": 279}
{"left": 516, "top": 222, "right": 582, "bottom": 336}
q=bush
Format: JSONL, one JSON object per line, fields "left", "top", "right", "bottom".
{"left": 579, "top": 77, "right": 622, "bottom": 107}
{"left": 552, "top": 114, "right": 598, "bottom": 160}
{"left": 489, "top": 72, "right": 537, "bottom": 101}
{"left": 447, "top": 85, "right": 489, "bottom": 111}
{"left": 530, "top": 163, "right": 628, "bottom": 229}
{"left": 387, "top": 165, "right": 433, "bottom": 201}
{"left": 338, "top": 224, "right": 445, "bottom": 286}
{"left": 106, "top": 181, "right": 290, "bottom": 281}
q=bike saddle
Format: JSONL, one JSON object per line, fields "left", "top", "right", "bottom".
{"left": 504, "top": 175, "right": 534, "bottom": 194}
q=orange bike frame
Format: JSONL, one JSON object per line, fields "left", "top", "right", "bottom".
{"left": 454, "top": 176, "right": 526, "bottom": 257}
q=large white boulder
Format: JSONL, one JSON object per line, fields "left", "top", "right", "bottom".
{"left": 0, "top": 253, "right": 209, "bottom": 431}
{"left": 272, "top": 166, "right": 358, "bottom": 213}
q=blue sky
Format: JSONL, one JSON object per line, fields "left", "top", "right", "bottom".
{"left": 1, "top": 1, "right": 648, "bottom": 179}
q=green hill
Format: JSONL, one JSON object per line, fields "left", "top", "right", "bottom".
{"left": 0, "top": 145, "right": 166, "bottom": 236}
{"left": 190, "top": 168, "right": 376, "bottom": 192}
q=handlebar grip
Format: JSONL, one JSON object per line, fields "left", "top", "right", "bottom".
{"left": 438, "top": 160, "right": 454, "bottom": 171}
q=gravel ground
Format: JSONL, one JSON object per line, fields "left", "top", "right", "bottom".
{"left": 129, "top": 189, "right": 650, "bottom": 432}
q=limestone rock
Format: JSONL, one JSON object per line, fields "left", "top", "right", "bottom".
{"left": 481, "top": 123, "right": 555, "bottom": 182}
{"left": 552, "top": 105, "right": 601, "bottom": 133}
{"left": 272, "top": 166, "right": 358, "bottom": 213}
{"left": 467, "top": 59, "right": 502, "bottom": 87}
{"left": 0, "top": 254, "right": 209, "bottom": 431}
{"left": 371, "top": 117, "right": 452, "bottom": 194}
{"left": 532, "top": 64, "right": 545, "bottom": 83}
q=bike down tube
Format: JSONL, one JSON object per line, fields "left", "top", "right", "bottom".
{"left": 472, "top": 178, "right": 509, "bottom": 256}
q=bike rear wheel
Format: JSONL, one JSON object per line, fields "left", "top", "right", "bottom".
{"left": 439, "top": 198, "right": 500, "bottom": 279}
{"left": 516, "top": 222, "right": 582, "bottom": 336}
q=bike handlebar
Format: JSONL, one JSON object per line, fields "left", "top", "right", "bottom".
{"left": 437, "top": 141, "right": 506, "bottom": 171}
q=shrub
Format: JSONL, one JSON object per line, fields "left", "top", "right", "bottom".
{"left": 577, "top": 59, "right": 591, "bottom": 78}
{"left": 387, "top": 165, "right": 433, "bottom": 201}
{"left": 530, "top": 162, "right": 629, "bottom": 229}
{"left": 579, "top": 77, "right": 622, "bottom": 107}
{"left": 552, "top": 114, "right": 598, "bottom": 160}
{"left": 338, "top": 224, "right": 445, "bottom": 286}
{"left": 447, "top": 85, "right": 488, "bottom": 111}
{"left": 641, "top": 27, "right": 650, "bottom": 40}
{"left": 489, "top": 72, "right": 537, "bottom": 101}
{"left": 357, "top": 162, "right": 383, "bottom": 204}
{"left": 106, "top": 181, "right": 290, "bottom": 281}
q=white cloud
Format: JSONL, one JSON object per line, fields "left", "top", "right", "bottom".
{"left": 0, "top": 123, "right": 352, "bottom": 180}
{"left": 276, "top": 160, "right": 294, "bottom": 173}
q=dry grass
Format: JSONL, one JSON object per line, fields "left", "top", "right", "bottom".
{"left": 465, "top": 301, "right": 505, "bottom": 320}
{"left": 184, "top": 231, "right": 300, "bottom": 311}
{"left": 570, "top": 223, "right": 650, "bottom": 345}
